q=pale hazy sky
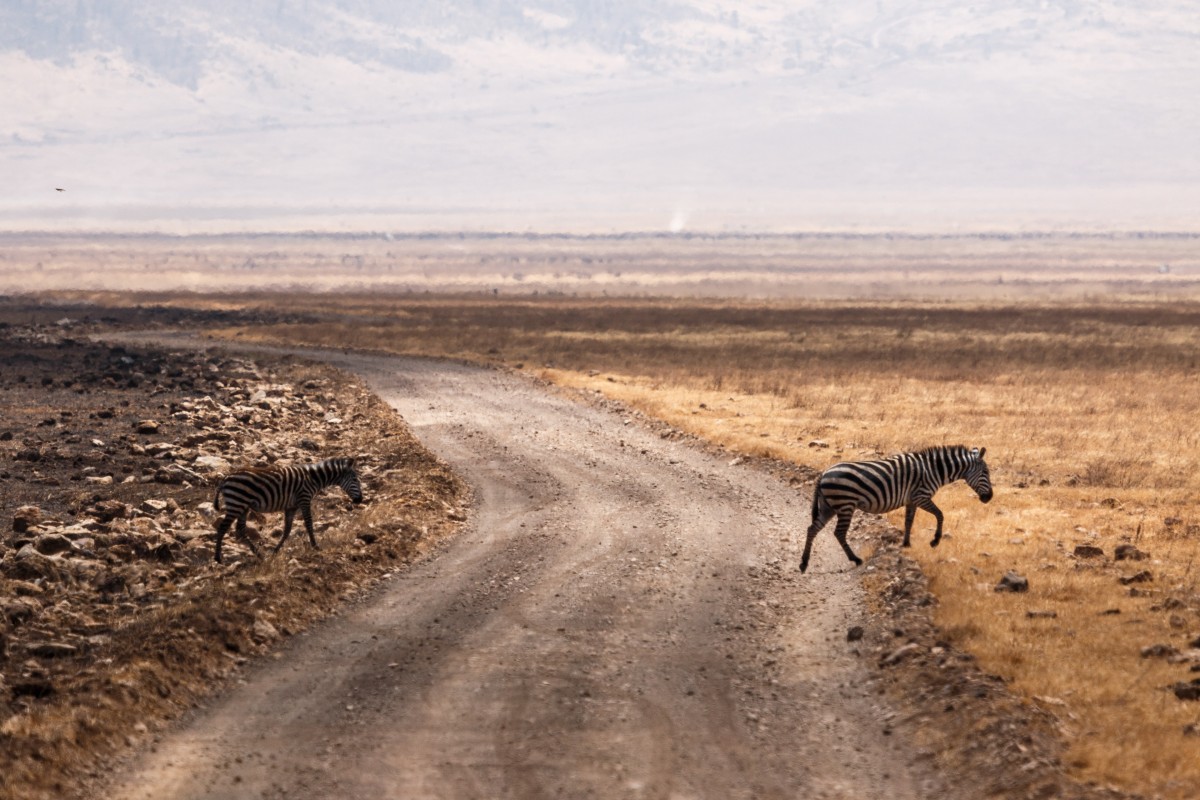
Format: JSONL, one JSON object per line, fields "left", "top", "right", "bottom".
{"left": 3, "top": 1, "right": 1199, "bottom": 232}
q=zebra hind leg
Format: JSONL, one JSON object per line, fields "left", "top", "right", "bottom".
{"left": 800, "top": 507, "right": 834, "bottom": 574}
{"left": 832, "top": 510, "right": 864, "bottom": 568}
{"left": 213, "top": 513, "right": 235, "bottom": 564}
{"left": 235, "top": 514, "right": 260, "bottom": 557}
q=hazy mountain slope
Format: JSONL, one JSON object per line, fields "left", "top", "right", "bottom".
{"left": 3, "top": 1, "right": 1199, "bottom": 231}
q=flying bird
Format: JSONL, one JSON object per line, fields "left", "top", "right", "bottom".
{"left": 55, "top": 187, "right": 65, "bottom": 192}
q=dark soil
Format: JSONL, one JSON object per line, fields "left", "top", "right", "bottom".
{"left": 0, "top": 313, "right": 465, "bottom": 800}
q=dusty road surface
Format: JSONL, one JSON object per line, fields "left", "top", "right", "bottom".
{"left": 104, "top": 344, "right": 947, "bottom": 800}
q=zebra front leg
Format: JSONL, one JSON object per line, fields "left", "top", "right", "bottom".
{"left": 832, "top": 509, "right": 863, "bottom": 568}
{"left": 919, "top": 498, "right": 946, "bottom": 547}
{"left": 903, "top": 503, "right": 917, "bottom": 547}
{"left": 302, "top": 504, "right": 319, "bottom": 550}
{"left": 274, "top": 508, "right": 297, "bottom": 554}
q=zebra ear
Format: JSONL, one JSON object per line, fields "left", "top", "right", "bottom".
{"left": 977, "top": 447, "right": 986, "bottom": 459}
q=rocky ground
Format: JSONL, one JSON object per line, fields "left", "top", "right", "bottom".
{"left": 0, "top": 316, "right": 465, "bottom": 800}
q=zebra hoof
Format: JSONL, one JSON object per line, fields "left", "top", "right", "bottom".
{"left": 930, "top": 539, "right": 941, "bottom": 548}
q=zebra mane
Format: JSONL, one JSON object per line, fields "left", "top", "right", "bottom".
{"left": 908, "top": 444, "right": 976, "bottom": 459}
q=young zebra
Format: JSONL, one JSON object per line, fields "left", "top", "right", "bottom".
{"left": 800, "top": 445, "right": 993, "bottom": 573}
{"left": 212, "top": 457, "right": 364, "bottom": 563}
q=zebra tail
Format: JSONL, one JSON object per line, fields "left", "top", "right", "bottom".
{"left": 213, "top": 482, "right": 224, "bottom": 512}
{"left": 811, "top": 482, "right": 822, "bottom": 521}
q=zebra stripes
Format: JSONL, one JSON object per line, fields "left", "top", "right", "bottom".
{"left": 212, "top": 457, "right": 364, "bottom": 563}
{"left": 800, "top": 445, "right": 993, "bottom": 573}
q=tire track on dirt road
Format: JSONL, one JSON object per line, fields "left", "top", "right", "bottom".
{"left": 103, "top": 340, "right": 950, "bottom": 800}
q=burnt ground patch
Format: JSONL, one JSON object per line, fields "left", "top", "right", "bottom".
{"left": 0, "top": 318, "right": 465, "bottom": 800}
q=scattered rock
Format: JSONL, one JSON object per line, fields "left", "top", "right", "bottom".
{"left": 1141, "top": 643, "right": 1181, "bottom": 659}
{"left": 87, "top": 499, "right": 130, "bottom": 523}
{"left": 192, "top": 455, "right": 231, "bottom": 472}
{"left": 33, "top": 533, "right": 73, "bottom": 556}
{"left": 356, "top": 531, "right": 379, "bottom": 545}
{"left": 26, "top": 641, "right": 79, "bottom": 659}
{"left": 1172, "top": 680, "right": 1200, "bottom": 701}
{"left": 140, "top": 499, "right": 170, "bottom": 514}
{"left": 1184, "top": 723, "right": 1200, "bottom": 737}
{"left": 2, "top": 545, "right": 63, "bottom": 582}
{"left": 251, "top": 618, "right": 280, "bottom": 644}
{"left": 12, "top": 505, "right": 42, "bottom": 533}
{"left": 995, "top": 571, "right": 1029, "bottom": 593}
{"left": 847, "top": 625, "right": 865, "bottom": 642}
{"left": 1073, "top": 544, "right": 1105, "bottom": 559}
{"left": 1119, "top": 570, "right": 1154, "bottom": 586}
{"left": 1026, "top": 610, "right": 1058, "bottom": 619}
{"left": 136, "top": 419, "right": 160, "bottom": 434}
{"left": 1114, "top": 544, "right": 1149, "bottom": 561}
{"left": 880, "top": 642, "right": 923, "bottom": 666}
{"left": 808, "top": 439, "right": 829, "bottom": 449}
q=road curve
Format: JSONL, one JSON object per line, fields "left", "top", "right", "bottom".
{"left": 104, "top": 344, "right": 945, "bottom": 800}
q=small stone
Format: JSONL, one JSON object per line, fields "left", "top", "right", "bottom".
{"left": 995, "top": 571, "right": 1029, "bottom": 593}
{"left": 193, "top": 455, "right": 231, "bottom": 472}
{"left": 1119, "top": 570, "right": 1154, "bottom": 585}
{"left": 26, "top": 641, "right": 79, "bottom": 658}
{"left": 808, "top": 439, "right": 830, "bottom": 449}
{"left": 2, "top": 546, "right": 62, "bottom": 582}
{"left": 140, "top": 499, "right": 170, "bottom": 514}
{"left": 1114, "top": 544, "right": 1149, "bottom": 561}
{"left": 847, "top": 625, "right": 865, "bottom": 642}
{"left": 136, "top": 420, "right": 160, "bottom": 434}
{"left": 85, "top": 475, "right": 114, "bottom": 485}
{"left": 880, "top": 643, "right": 922, "bottom": 666}
{"left": 33, "top": 533, "right": 73, "bottom": 555}
{"left": 1141, "top": 643, "right": 1181, "bottom": 659}
{"left": 356, "top": 531, "right": 379, "bottom": 545}
{"left": 12, "top": 506, "right": 42, "bottom": 534}
{"left": 1172, "top": 680, "right": 1200, "bottom": 701}
{"left": 1184, "top": 723, "right": 1200, "bottom": 737}
{"left": 1026, "top": 610, "right": 1058, "bottom": 619}
{"left": 1073, "top": 544, "right": 1105, "bottom": 559}
{"left": 87, "top": 499, "right": 130, "bottom": 522}
{"left": 251, "top": 618, "right": 279, "bottom": 644}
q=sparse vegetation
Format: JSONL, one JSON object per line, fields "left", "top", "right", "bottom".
{"left": 198, "top": 293, "right": 1200, "bottom": 799}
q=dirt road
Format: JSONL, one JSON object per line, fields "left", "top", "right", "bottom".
{"left": 105, "top": 347, "right": 947, "bottom": 800}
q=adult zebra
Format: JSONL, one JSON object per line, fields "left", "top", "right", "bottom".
{"left": 800, "top": 445, "right": 992, "bottom": 573}
{"left": 212, "top": 457, "right": 364, "bottom": 563}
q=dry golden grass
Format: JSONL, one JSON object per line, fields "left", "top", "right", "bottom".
{"left": 186, "top": 294, "right": 1200, "bottom": 798}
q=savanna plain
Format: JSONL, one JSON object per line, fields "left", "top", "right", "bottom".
{"left": 7, "top": 233, "right": 1200, "bottom": 798}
